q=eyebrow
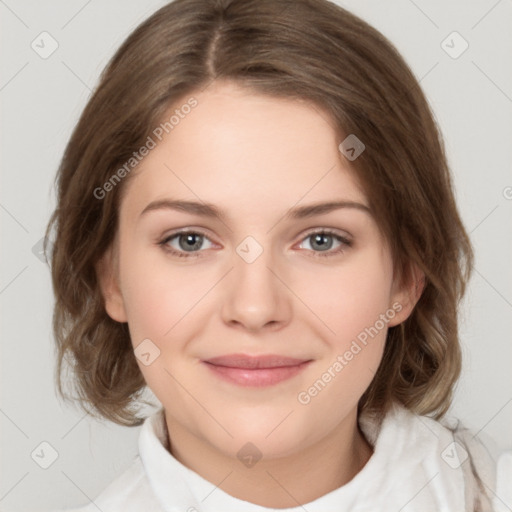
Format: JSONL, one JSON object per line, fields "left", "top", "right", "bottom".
{"left": 139, "top": 198, "right": 372, "bottom": 221}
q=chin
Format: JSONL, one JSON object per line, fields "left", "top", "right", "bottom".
{"left": 210, "top": 412, "right": 316, "bottom": 460}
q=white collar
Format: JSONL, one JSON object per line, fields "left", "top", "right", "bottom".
{"left": 137, "top": 401, "right": 483, "bottom": 511}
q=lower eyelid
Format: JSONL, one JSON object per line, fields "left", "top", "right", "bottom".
{"left": 159, "top": 230, "right": 351, "bottom": 257}
{"left": 297, "top": 233, "right": 351, "bottom": 256}
{"left": 160, "top": 232, "right": 215, "bottom": 253}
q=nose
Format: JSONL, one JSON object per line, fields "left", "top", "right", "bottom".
{"left": 220, "top": 241, "right": 292, "bottom": 333}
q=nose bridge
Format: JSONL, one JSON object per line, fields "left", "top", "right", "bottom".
{"left": 221, "top": 234, "right": 291, "bottom": 331}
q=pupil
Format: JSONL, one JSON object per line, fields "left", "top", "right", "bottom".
{"left": 177, "top": 233, "right": 333, "bottom": 253}
{"left": 313, "top": 234, "right": 332, "bottom": 251}
{"left": 180, "top": 233, "right": 202, "bottom": 251}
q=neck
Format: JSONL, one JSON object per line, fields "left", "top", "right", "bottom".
{"left": 163, "top": 409, "right": 374, "bottom": 509}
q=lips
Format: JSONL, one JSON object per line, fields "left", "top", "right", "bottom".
{"left": 204, "top": 354, "right": 309, "bottom": 369}
{"left": 202, "top": 353, "right": 312, "bottom": 387}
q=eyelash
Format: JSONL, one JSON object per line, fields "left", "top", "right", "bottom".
{"left": 158, "top": 229, "right": 352, "bottom": 259}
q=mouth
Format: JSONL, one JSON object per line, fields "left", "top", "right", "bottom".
{"left": 202, "top": 353, "right": 313, "bottom": 387}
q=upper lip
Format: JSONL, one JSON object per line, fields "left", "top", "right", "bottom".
{"left": 203, "top": 353, "right": 311, "bottom": 369}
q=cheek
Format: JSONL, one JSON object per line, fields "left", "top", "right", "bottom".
{"left": 294, "top": 258, "right": 393, "bottom": 422}
{"left": 118, "top": 247, "right": 208, "bottom": 408}
{"left": 299, "top": 247, "right": 394, "bottom": 343}
{"left": 295, "top": 248, "right": 393, "bottom": 394}
{"left": 119, "top": 245, "right": 213, "bottom": 345}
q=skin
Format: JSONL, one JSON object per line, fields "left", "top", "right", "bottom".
{"left": 97, "top": 80, "right": 422, "bottom": 508}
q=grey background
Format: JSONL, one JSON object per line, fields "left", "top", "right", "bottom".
{"left": 1, "top": 0, "right": 511, "bottom": 510}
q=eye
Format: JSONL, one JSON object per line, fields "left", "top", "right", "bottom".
{"left": 158, "top": 230, "right": 214, "bottom": 258}
{"left": 158, "top": 228, "right": 352, "bottom": 259}
{"left": 297, "top": 229, "right": 352, "bottom": 258}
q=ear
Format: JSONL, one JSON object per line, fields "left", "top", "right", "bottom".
{"left": 95, "top": 244, "right": 128, "bottom": 323}
{"left": 387, "top": 262, "right": 425, "bottom": 327}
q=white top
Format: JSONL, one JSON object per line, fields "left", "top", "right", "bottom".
{"left": 60, "top": 402, "right": 510, "bottom": 512}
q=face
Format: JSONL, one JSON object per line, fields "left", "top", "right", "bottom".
{"left": 98, "top": 80, "right": 417, "bottom": 461}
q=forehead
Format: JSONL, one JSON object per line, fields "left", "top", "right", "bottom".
{"left": 120, "top": 81, "right": 368, "bottom": 221}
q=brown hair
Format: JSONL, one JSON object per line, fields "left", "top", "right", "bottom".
{"left": 45, "top": 0, "right": 473, "bottom": 427}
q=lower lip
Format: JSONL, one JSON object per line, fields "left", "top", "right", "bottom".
{"left": 203, "top": 361, "right": 311, "bottom": 387}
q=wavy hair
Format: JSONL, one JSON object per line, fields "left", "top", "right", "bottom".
{"left": 45, "top": 0, "right": 473, "bottom": 426}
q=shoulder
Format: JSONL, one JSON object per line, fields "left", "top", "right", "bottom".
{"left": 54, "top": 456, "right": 164, "bottom": 512}
{"left": 378, "top": 402, "right": 508, "bottom": 512}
